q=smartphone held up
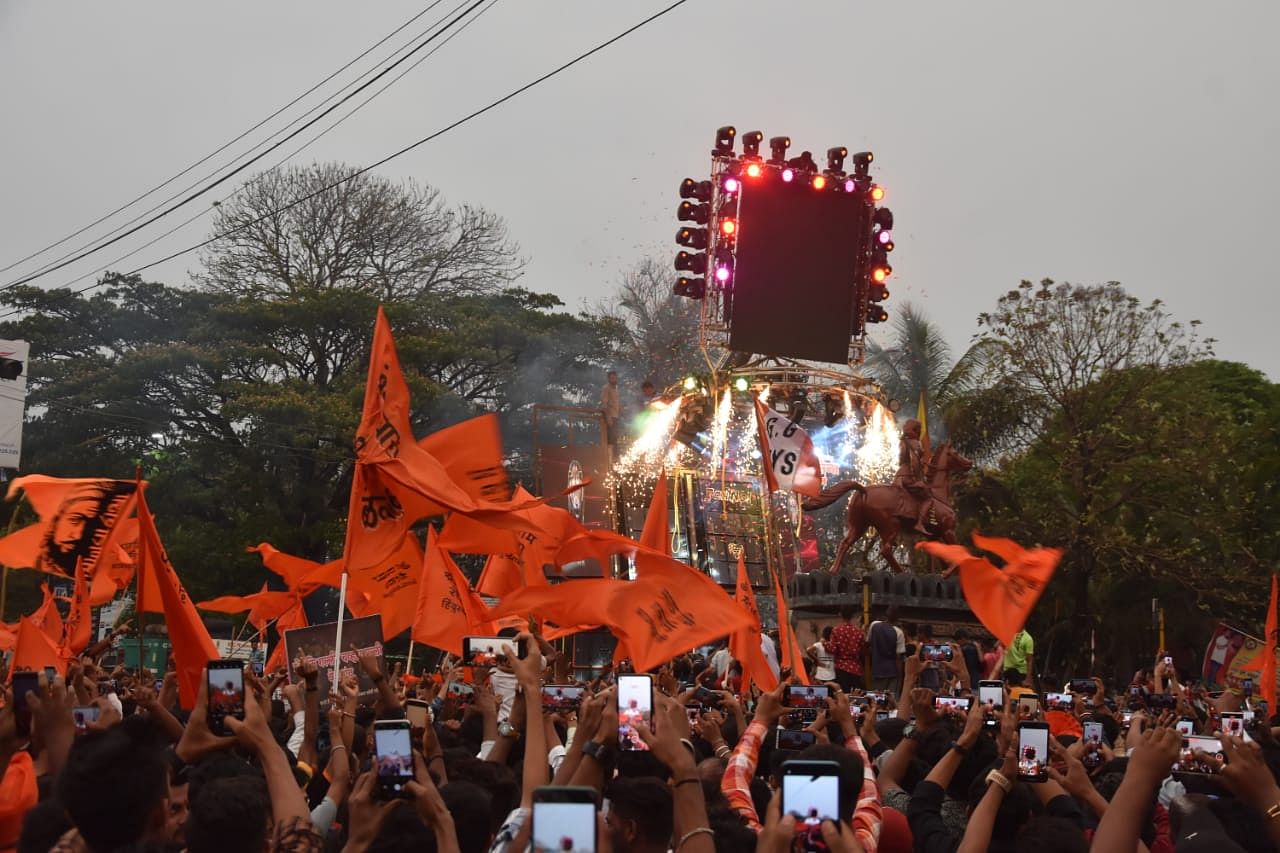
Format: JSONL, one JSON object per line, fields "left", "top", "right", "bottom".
{"left": 206, "top": 659, "right": 246, "bottom": 737}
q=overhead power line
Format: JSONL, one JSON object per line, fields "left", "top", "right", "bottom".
{"left": 0, "top": 0, "right": 488, "bottom": 292}
{"left": 0, "top": 0, "right": 501, "bottom": 306}
{"left": 0, "top": 0, "right": 694, "bottom": 320}
{"left": 0, "top": 0, "right": 450, "bottom": 277}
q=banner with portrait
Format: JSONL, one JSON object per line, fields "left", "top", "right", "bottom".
{"left": 283, "top": 614, "right": 384, "bottom": 707}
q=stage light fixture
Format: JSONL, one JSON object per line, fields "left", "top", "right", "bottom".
{"left": 871, "top": 265, "right": 891, "bottom": 283}
{"left": 680, "top": 178, "right": 713, "bottom": 201}
{"left": 811, "top": 175, "right": 827, "bottom": 190}
{"left": 852, "top": 151, "right": 874, "bottom": 175}
{"left": 866, "top": 305, "right": 889, "bottom": 324}
{"left": 723, "top": 176, "right": 740, "bottom": 193}
{"left": 673, "top": 394, "right": 712, "bottom": 453}
{"left": 741, "top": 130, "right": 764, "bottom": 158}
{"left": 734, "top": 377, "right": 749, "bottom": 392}
{"left": 715, "top": 265, "right": 731, "bottom": 283}
{"left": 675, "top": 251, "right": 707, "bottom": 274}
{"left": 869, "top": 184, "right": 885, "bottom": 202}
{"left": 720, "top": 219, "right": 737, "bottom": 236}
{"left": 843, "top": 178, "right": 856, "bottom": 193}
{"left": 781, "top": 168, "right": 794, "bottom": 182}
{"left": 676, "top": 227, "right": 708, "bottom": 249}
{"left": 714, "top": 126, "right": 736, "bottom": 155}
{"left": 826, "top": 146, "right": 848, "bottom": 174}
{"left": 877, "top": 229, "right": 893, "bottom": 246}
{"left": 874, "top": 208, "right": 894, "bottom": 230}
{"left": 677, "top": 201, "right": 710, "bottom": 224}
{"left": 868, "top": 283, "right": 890, "bottom": 302}
{"left": 744, "top": 163, "right": 763, "bottom": 179}
{"left": 674, "top": 276, "right": 705, "bottom": 299}
{"left": 768, "top": 135, "right": 791, "bottom": 165}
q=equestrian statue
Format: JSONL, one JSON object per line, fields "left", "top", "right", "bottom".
{"left": 800, "top": 419, "right": 973, "bottom": 574}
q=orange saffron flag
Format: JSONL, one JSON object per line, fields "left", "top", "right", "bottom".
{"left": 917, "top": 534, "right": 1062, "bottom": 647}
{"left": 415, "top": 413, "right": 512, "bottom": 513}
{"left": 0, "top": 476, "right": 139, "bottom": 582}
{"left": 136, "top": 488, "right": 219, "bottom": 709}
{"left": 343, "top": 309, "right": 543, "bottom": 573}
{"left": 411, "top": 528, "right": 496, "bottom": 657}
{"left": 198, "top": 585, "right": 299, "bottom": 634}
{"left": 11, "top": 616, "right": 64, "bottom": 677}
{"left": 266, "top": 600, "right": 309, "bottom": 674}
{"left": 771, "top": 566, "right": 809, "bottom": 685}
{"left": 60, "top": 558, "right": 93, "bottom": 657}
{"left": 29, "top": 584, "right": 63, "bottom": 646}
{"left": 729, "top": 555, "right": 778, "bottom": 692}
{"left": 1264, "top": 575, "right": 1278, "bottom": 713}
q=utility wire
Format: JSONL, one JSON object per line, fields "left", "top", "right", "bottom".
{"left": 0, "top": 0, "right": 693, "bottom": 321}
{"left": 0, "top": 1, "right": 450, "bottom": 277}
{"left": 0, "top": 0, "right": 488, "bottom": 292}
{"left": 0, "top": 0, "right": 502, "bottom": 307}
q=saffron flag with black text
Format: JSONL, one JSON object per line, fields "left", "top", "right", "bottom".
{"left": 412, "top": 528, "right": 496, "bottom": 656}
{"left": 730, "top": 554, "right": 778, "bottom": 692}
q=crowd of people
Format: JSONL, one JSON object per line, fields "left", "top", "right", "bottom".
{"left": 3, "top": 618, "right": 1280, "bottom": 853}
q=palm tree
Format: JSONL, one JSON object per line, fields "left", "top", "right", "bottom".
{"left": 863, "top": 303, "right": 999, "bottom": 443}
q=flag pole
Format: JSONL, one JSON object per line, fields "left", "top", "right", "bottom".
{"left": 332, "top": 571, "right": 349, "bottom": 690}
{"left": 134, "top": 466, "right": 145, "bottom": 674}
{"left": 406, "top": 639, "right": 415, "bottom": 676}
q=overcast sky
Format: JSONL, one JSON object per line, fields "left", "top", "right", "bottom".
{"left": 2, "top": 1, "right": 1277, "bottom": 377}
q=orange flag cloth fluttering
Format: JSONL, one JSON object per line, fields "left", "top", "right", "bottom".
{"left": 917, "top": 533, "right": 1061, "bottom": 647}
{"left": 411, "top": 527, "right": 497, "bottom": 657}
{"left": 730, "top": 554, "right": 778, "bottom": 692}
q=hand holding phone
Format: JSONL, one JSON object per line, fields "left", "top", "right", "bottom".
{"left": 373, "top": 720, "right": 414, "bottom": 798}
{"left": 617, "top": 674, "right": 654, "bottom": 752}
{"left": 781, "top": 760, "right": 841, "bottom": 849}
{"left": 1017, "top": 722, "right": 1050, "bottom": 782}
{"left": 533, "top": 787, "right": 598, "bottom": 853}
{"left": 206, "top": 660, "right": 246, "bottom": 737}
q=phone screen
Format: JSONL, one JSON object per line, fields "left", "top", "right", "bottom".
{"left": 776, "top": 728, "right": 818, "bottom": 751}
{"left": 1069, "top": 678, "right": 1094, "bottom": 694}
{"left": 686, "top": 704, "right": 703, "bottom": 727}
{"left": 867, "top": 691, "right": 888, "bottom": 707}
{"left": 1083, "top": 721, "right": 1104, "bottom": 744}
{"left": 73, "top": 706, "right": 100, "bottom": 733}
{"left": 1018, "top": 694, "right": 1040, "bottom": 717}
{"left": 1175, "top": 718, "right": 1195, "bottom": 736}
{"left": 12, "top": 672, "right": 38, "bottom": 739}
{"left": 533, "top": 797, "right": 597, "bottom": 853}
{"left": 447, "top": 682, "right": 474, "bottom": 702}
{"left": 934, "top": 695, "right": 973, "bottom": 714}
{"left": 1045, "top": 692, "right": 1072, "bottom": 712}
{"left": 206, "top": 661, "right": 245, "bottom": 737}
{"left": 1174, "top": 735, "right": 1224, "bottom": 774}
{"left": 1017, "top": 724, "right": 1050, "bottom": 780}
{"left": 1221, "top": 712, "right": 1245, "bottom": 738}
{"left": 463, "top": 636, "right": 524, "bottom": 667}
{"left": 786, "top": 685, "right": 829, "bottom": 722}
{"left": 374, "top": 722, "right": 414, "bottom": 794}
{"left": 541, "top": 685, "right": 585, "bottom": 713}
{"left": 921, "top": 643, "right": 952, "bottom": 662}
{"left": 617, "top": 675, "right": 653, "bottom": 751}
{"left": 405, "top": 700, "right": 430, "bottom": 728}
{"left": 781, "top": 761, "right": 841, "bottom": 824}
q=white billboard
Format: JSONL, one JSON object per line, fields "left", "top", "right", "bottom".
{"left": 0, "top": 338, "right": 30, "bottom": 468}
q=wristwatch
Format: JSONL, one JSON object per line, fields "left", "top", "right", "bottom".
{"left": 498, "top": 721, "right": 520, "bottom": 739}
{"left": 902, "top": 723, "right": 918, "bottom": 742}
{"left": 582, "top": 739, "right": 607, "bottom": 760}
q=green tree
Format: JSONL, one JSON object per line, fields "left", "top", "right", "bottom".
{"left": 591, "top": 257, "right": 703, "bottom": 394}
{"left": 863, "top": 303, "right": 1000, "bottom": 441}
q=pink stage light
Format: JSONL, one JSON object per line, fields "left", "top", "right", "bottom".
{"left": 723, "top": 177, "right": 740, "bottom": 193}
{"left": 715, "top": 266, "right": 731, "bottom": 282}
{"left": 781, "top": 168, "right": 794, "bottom": 182}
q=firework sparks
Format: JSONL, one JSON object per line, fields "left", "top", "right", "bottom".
{"left": 857, "top": 401, "right": 900, "bottom": 483}
{"left": 617, "top": 400, "right": 682, "bottom": 472}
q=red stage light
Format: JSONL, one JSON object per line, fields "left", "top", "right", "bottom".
{"left": 721, "top": 219, "right": 737, "bottom": 236}
{"left": 812, "top": 175, "right": 827, "bottom": 190}
{"left": 745, "top": 163, "right": 763, "bottom": 178}
{"left": 870, "top": 185, "right": 885, "bottom": 201}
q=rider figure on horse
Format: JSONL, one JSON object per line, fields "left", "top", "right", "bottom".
{"left": 894, "top": 419, "right": 933, "bottom": 535}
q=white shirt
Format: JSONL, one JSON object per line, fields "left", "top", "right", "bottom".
{"left": 711, "top": 647, "right": 732, "bottom": 678}
{"left": 761, "top": 634, "right": 780, "bottom": 679}
{"left": 811, "top": 641, "right": 836, "bottom": 682}
{"left": 601, "top": 383, "right": 621, "bottom": 419}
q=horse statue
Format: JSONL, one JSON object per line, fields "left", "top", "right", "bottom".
{"left": 801, "top": 440, "right": 973, "bottom": 574}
